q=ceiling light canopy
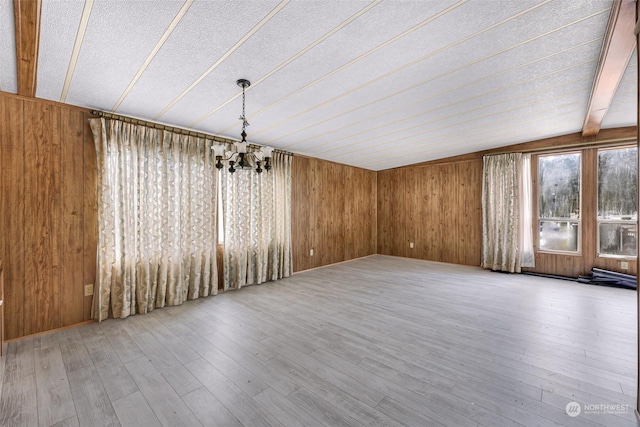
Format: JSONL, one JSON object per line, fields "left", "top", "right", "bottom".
{"left": 212, "top": 79, "right": 273, "bottom": 174}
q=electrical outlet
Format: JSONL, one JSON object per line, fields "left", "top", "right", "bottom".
{"left": 310, "top": 249, "right": 314, "bottom": 256}
{"left": 409, "top": 242, "right": 414, "bottom": 248}
{"left": 620, "top": 261, "right": 629, "bottom": 270}
{"left": 84, "top": 284, "right": 94, "bottom": 296}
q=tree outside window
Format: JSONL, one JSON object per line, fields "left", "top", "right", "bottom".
{"left": 538, "top": 153, "right": 581, "bottom": 253}
{"left": 597, "top": 147, "right": 637, "bottom": 257}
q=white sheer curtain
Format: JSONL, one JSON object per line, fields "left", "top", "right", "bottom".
{"left": 482, "top": 153, "right": 523, "bottom": 273}
{"left": 90, "top": 118, "right": 218, "bottom": 321}
{"left": 520, "top": 154, "right": 535, "bottom": 267}
{"left": 220, "top": 151, "right": 292, "bottom": 290}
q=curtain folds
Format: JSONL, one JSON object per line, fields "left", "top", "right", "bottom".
{"left": 90, "top": 118, "right": 218, "bottom": 321}
{"left": 221, "top": 151, "right": 292, "bottom": 290}
{"left": 481, "top": 153, "right": 523, "bottom": 273}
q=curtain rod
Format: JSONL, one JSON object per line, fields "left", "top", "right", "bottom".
{"left": 90, "top": 110, "right": 292, "bottom": 155}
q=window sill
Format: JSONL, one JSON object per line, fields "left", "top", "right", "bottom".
{"left": 596, "top": 254, "right": 637, "bottom": 260}
{"left": 536, "top": 250, "right": 582, "bottom": 257}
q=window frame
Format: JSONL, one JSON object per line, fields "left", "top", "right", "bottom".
{"left": 596, "top": 145, "right": 637, "bottom": 259}
{"left": 536, "top": 151, "right": 583, "bottom": 256}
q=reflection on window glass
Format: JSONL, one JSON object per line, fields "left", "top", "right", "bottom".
{"left": 539, "top": 153, "right": 581, "bottom": 219}
{"left": 539, "top": 220, "right": 579, "bottom": 252}
{"left": 598, "top": 147, "right": 637, "bottom": 219}
{"left": 599, "top": 223, "right": 637, "bottom": 257}
{"left": 538, "top": 153, "right": 580, "bottom": 253}
{"left": 597, "top": 147, "right": 637, "bottom": 257}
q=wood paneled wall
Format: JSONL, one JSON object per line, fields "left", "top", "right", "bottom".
{"left": 291, "top": 156, "right": 377, "bottom": 272}
{"left": 377, "top": 159, "right": 483, "bottom": 266}
{"left": 376, "top": 127, "right": 638, "bottom": 278}
{"left": 0, "top": 94, "right": 378, "bottom": 338}
{"left": 0, "top": 92, "right": 97, "bottom": 340}
{"left": 1, "top": 90, "right": 634, "bottom": 340}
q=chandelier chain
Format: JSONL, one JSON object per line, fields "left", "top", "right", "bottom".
{"left": 240, "top": 84, "right": 249, "bottom": 133}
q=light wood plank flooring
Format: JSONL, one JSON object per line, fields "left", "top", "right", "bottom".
{"left": 0, "top": 255, "right": 637, "bottom": 426}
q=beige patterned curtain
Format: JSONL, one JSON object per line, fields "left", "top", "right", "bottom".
{"left": 90, "top": 118, "right": 218, "bottom": 321}
{"left": 482, "top": 153, "right": 522, "bottom": 273}
{"left": 221, "top": 151, "right": 292, "bottom": 290}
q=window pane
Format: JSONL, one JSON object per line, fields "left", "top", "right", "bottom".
{"left": 539, "top": 221, "right": 579, "bottom": 252}
{"left": 597, "top": 147, "right": 637, "bottom": 220}
{"left": 599, "top": 222, "right": 637, "bottom": 257}
{"left": 538, "top": 153, "right": 580, "bottom": 219}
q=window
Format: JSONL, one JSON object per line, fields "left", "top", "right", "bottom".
{"left": 538, "top": 153, "right": 581, "bottom": 253}
{"left": 597, "top": 146, "right": 637, "bottom": 257}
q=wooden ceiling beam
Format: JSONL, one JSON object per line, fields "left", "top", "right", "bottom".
{"left": 13, "top": 0, "right": 41, "bottom": 97}
{"left": 582, "top": 0, "right": 636, "bottom": 137}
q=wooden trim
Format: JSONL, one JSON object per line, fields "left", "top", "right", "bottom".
{"left": 2, "top": 319, "right": 96, "bottom": 343}
{"left": 0, "top": 91, "right": 94, "bottom": 112}
{"left": 286, "top": 152, "right": 375, "bottom": 172}
{"left": 13, "top": 0, "right": 41, "bottom": 97}
{"left": 582, "top": 0, "right": 636, "bottom": 137}
{"left": 291, "top": 254, "right": 376, "bottom": 274}
{"left": 382, "top": 127, "right": 637, "bottom": 171}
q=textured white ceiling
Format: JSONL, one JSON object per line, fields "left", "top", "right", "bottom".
{"left": 2, "top": 0, "right": 637, "bottom": 170}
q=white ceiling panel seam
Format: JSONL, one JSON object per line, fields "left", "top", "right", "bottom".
{"left": 112, "top": 0, "right": 194, "bottom": 112}
{"left": 218, "top": 0, "right": 468, "bottom": 135}
{"left": 244, "top": 0, "right": 554, "bottom": 139}
{"left": 153, "top": 0, "right": 289, "bottom": 121}
{"left": 187, "top": 0, "right": 383, "bottom": 128}
{"left": 269, "top": 9, "right": 610, "bottom": 148}
{"left": 60, "top": 0, "right": 94, "bottom": 103}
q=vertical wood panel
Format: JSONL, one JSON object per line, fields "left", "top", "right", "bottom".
{"left": 404, "top": 167, "right": 418, "bottom": 259}
{"left": 0, "top": 93, "right": 96, "bottom": 339}
{"left": 291, "top": 156, "right": 376, "bottom": 273}
{"left": 291, "top": 156, "right": 311, "bottom": 272}
{"left": 0, "top": 95, "right": 26, "bottom": 339}
{"left": 320, "top": 162, "right": 345, "bottom": 266}
{"left": 377, "top": 160, "right": 483, "bottom": 267}
{"left": 60, "top": 108, "right": 85, "bottom": 326}
{"left": 23, "top": 101, "right": 61, "bottom": 335}
{"left": 581, "top": 148, "right": 597, "bottom": 274}
{"left": 376, "top": 171, "right": 391, "bottom": 255}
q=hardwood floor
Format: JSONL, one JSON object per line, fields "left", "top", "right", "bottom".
{"left": 0, "top": 255, "right": 637, "bottom": 426}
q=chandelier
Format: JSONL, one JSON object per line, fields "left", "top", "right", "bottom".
{"left": 212, "top": 79, "right": 273, "bottom": 173}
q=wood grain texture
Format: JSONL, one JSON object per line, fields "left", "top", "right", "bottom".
{"left": 582, "top": 0, "right": 637, "bottom": 137}
{"left": 23, "top": 100, "right": 61, "bottom": 335}
{"left": 379, "top": 140, "right": 637, "bottom": 277}
{"left": 0, "top": 92, "right": 97, "bottom": 339}
{"left": 60, "top": 108, "right": 85, "bottom": 327}
{"left": 377, "top": 159, "right": 483, "bottom": 267}
{"left": 13, "top": 0, "right": 41, "bottom": 98}
{"left": 291, "top": 156, "right": 376, "bottom": 272}
{"left": 0, "top": 95, "right": 26, "bottom": 340}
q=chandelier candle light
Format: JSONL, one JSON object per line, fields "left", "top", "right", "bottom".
{"left": 212, "top": 79, "right": 274, "bottom": 173}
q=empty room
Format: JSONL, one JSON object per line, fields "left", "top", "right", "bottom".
{"left": 0, "top": 0, "right": 638, "bottom": 426}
